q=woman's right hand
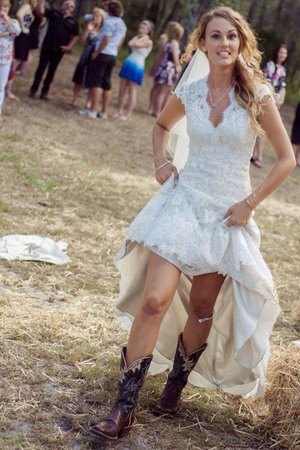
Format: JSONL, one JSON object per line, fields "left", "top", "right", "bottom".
{"left": 155, "top": 161, "right": 179, "bottom": 185}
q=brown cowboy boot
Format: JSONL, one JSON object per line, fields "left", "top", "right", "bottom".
{"left": 89, "top": 347, "right": 152, "bottom": 441}
{"left": 153, "top": 334, "right": 207, "bottom": 415}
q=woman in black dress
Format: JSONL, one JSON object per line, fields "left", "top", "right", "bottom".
{"left": 71, "top": 8, "right": 105, "bottom": 107}
{"left": 291, "top": 102, "right": 300, "bottom": 166}
{"left": 15, "top": 0, "right": 36, "bottom": 73}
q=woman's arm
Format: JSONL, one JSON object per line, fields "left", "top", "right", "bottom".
{"left": 80, "top": 22, "right": 93, "bottom": 43}
{"left": 152, "top": 95, "right": 185, "bottom": 184}
{"left": 16, "top": 4, "right": 31, "bottom": 33}
{"left": 129, "top": 36, "right": 152, "bottom": 49}
{"left": 61, "top": 35, "right": 79, "bottom": 52}
{"left": 170, "top": 39, "right": 181, "bottom": 72}
{"left": 250, "top": 97, "right": 296, "bottom": 201}
{"left": 225, "top": 96, "right": 296, "bottom": 226}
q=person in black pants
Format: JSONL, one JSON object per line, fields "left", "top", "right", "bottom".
{"left": 29, "top": 0, "right": 79, "bottom": 100}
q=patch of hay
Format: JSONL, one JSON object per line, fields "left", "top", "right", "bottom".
{"left": 260, "top": 345, "right": 300, "bottom": 449}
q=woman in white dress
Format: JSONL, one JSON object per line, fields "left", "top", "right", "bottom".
{"left": 114, "top": 20, "right": 153, "bottom": 120}
{"left": 89, "top": 6, "right": 296, "bottom": 442}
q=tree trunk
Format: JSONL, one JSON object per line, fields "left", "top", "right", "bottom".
{"left": 182, "top": 0, "right": 198, "bottom": 47}
{"left": 247, "top": 0, "right": 260, "bottom": 24}
{"left": 256, "top": 0, "right": 268, "bottom": 28}
{"left": 275, "top": 0, "right": 285, "bottom": 23}
{"left": 155, "top": 0, "right": 189, "bottom": 38}
{"left": 75, "top": 0, "right": 86, "bottom": 19}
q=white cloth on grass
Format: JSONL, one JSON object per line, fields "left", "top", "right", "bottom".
{"left": 0, "top": 235, "right": 70, "bottom": 265}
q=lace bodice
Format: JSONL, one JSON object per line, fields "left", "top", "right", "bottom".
{"left": 175, "top": 77, "right": 272, "bottom": 201}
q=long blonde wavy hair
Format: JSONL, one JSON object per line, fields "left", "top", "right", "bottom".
{"left": 183, "top": 7, "right": 271, "bottom": 134}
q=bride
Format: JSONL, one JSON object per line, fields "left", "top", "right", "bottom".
{"left": 89, "top": 6, "right": 296, "bottom": 442}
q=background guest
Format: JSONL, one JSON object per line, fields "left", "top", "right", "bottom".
{"left": 14, "top": 0, "right": 36, "bottom": 74}
{"left": 71, "top": 7, "right": 105, "bottom": 107}
{"left": 114, "top": 19, "right": 153, "bottom": 120}
{"left": 148, "top": 32, "right": 167, "bottom": 115}
{"left": 0, "top": 0, "right": 20, "bottom": 121}
{"left": 151, "top": 21, "right": 184, "bottom": 117}
{"left": 291, "top": 101, "right": 300, "bottom": 167}
{"left": 252, "top": 44, "right": 288, "bottom": 168}
{"left": 80, "top": 0, "right": 126, "bottom": 119}
{"left": 29, "top": 0, "right": 79, "bottom": 100}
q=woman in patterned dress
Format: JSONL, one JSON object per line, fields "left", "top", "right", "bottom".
{"left": 251, "top": 44, "right": 288, "bottom": 167}
{"left": 151, "top": 21, "right": 184, "bottom": 117}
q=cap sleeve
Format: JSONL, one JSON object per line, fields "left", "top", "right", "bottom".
{"left": 173, "top": 81, "right": 188, "bottom": 106}
{"left": 257, "top": 83, "right": 273, "bottom": 102}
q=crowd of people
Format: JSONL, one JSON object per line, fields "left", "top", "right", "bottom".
{"left": 0, "top": 0, "right": 299, "bottom": 156}
{"left": 0, "top": 0, "right": 187, "bottom": 123}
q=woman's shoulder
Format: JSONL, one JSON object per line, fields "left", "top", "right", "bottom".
{"left": 174, "top": 77, "right": 206, "bottom": 104}
{"left": 255, "top": 81, "right": 273, "bottom": 101}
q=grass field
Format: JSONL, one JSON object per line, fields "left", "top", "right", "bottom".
{"left": 0, "top": 50, "right": 299, "bottom": 450}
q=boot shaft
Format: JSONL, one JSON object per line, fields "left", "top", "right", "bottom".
{"left": 117, "top": 348, "right": 153, "bottom": 413}
{"left": 169, "top": 334, "right": 207, "bottom": 388}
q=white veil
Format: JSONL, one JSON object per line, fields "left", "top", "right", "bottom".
{"left": 167, "top": 50, "right": 210, "bottom": 170}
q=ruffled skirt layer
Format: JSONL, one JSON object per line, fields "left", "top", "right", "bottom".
{"left": 115, "top": 176, "right": 280, "bottom": 397}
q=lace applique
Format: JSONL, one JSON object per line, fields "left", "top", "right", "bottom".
{"left": 256, "top": 83, "right": 273, "bottom": 103}
{"left": 174, "top": 82, "right": 189, "bottom": 106}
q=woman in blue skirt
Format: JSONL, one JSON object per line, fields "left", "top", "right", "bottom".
{"left": 114, "top": 20, "right": 153, "bottom": 120}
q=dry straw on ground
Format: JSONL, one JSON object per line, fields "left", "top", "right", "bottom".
{"left": 255, "top": 345, "right": 300, "bottom": 449}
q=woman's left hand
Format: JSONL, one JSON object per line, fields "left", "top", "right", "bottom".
{"left": 224, "top": 200, "right": 253, "bottom": 227}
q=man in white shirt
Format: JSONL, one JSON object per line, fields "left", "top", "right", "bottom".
{"left": 81, "top": 0, "right": 126, "bottom": 119}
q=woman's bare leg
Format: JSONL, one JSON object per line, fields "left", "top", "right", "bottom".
{"left": 182, "top": 272, "right": 225, "bottom": 354}
{"left": 153, "top": 84, "right": 171, "bottom": 117}
{"left": 71, "top": 83, "right": 81, "bottom": 106}
{"left": 126, "top": 252, "right": 181, "bottom": 365}
{"left": 148, "top": 83, "right": 157, "bottom": 114}
{"left": 125, "top": 81, "right": 137, "bottom": 119}
{"left": 116, "top": 78, "right": 128, "bottom": 116}
{"left": 5, "top": 78, "right": 18, "bottom": 100}
{"left": 85, "top": 89, "right": 92, "bottom": 109}
{"left": 90, "top": 87, "right": 101, "bottom": 112}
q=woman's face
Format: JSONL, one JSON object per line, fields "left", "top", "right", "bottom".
{"left": 200, "top": 17, "right": 240, "bottom": 68}
{"left": 138, "top": 23, "right": 149, "bottom": 36}
{"left": 277, "top": 47, "right": 288, "bottom": 64}
{"left": 0, "top": 3, "right": 10, "bottom": 14}
{"left": 93, "top": 13, "right": 103, "bottom": 26}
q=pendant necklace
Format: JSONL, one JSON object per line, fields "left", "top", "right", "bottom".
{"left": 208, "top": 83, "right": 234, "bottom": 109}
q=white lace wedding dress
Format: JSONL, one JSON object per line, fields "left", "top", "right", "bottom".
{"left": 115, "top": 76, "right": 280, "bottom": 397}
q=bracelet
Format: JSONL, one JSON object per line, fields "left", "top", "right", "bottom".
{"left": 246, "top": 198, "right": 255, "bottom": 210}
{"left": 155, "top": 161, "right": 170, "bottom": 172}
{"left": 245, "top": 193, "right": 257, "bottom": 210}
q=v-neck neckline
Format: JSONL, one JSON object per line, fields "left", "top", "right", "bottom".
{"left": 203, "top": 76, "right": 235, "bottom": 129}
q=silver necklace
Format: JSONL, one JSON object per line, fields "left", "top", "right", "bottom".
{"left": 207, "top": 83, "right": 233, "bottom": 108}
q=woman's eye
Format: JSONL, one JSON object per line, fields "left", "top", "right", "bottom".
{"left": 229, "top": 34, "right": 238, "bottom": 40}
{"left": 212, "top": 34, "right": 220, "bottom": 39}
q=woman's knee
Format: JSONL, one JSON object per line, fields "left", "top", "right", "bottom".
{"left": 141, "top": 292, "right": 170, "bottom": 318}
{"left": 189, "top": 293, "right": 215, "bottom": 319}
